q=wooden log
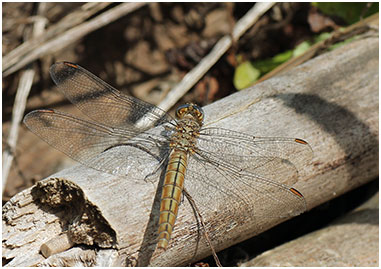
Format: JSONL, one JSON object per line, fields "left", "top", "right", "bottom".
{"left": 241, "top": 192, "right": 379, "bottom": 266}
{"left": 2, "top": 29, "right": 378, "bottom": 266}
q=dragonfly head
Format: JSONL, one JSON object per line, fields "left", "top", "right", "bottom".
{"left": 175, "top": 103, "right": 204, "bottom": 124}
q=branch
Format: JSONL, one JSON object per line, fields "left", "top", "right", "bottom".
{"left": 3, "top": 3, "right": 48, "bottom": 191}
{"left": 157, "top": 2, "right": 275, "bottom": 111}
{"left": 3, "top": 3, "right": 145, "bottom": 77}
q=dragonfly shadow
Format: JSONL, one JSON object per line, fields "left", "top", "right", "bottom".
{"left": 272, "top": 92, "right": 378, "bottom": 163}
{"left": 272, "top": 92, "right": 378, "bottom": 194}
{"left": 135, "top": 148, "right": 169, "bottom": 266}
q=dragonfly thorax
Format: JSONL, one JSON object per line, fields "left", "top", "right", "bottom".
{"left": 170, "top": 109, "right": 203, "bottom": 153}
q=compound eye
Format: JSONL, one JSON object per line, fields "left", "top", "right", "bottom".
{"left": 192, "top": 104, "right": 204, "bottom": 123}
{"left": 176, "top": 104, "right": 191, "bottom": 119}
{"left": 176, "top": 105, "right": 186, "bottom": 119}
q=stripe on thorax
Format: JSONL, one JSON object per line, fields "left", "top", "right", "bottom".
{"left": 157, "top": 149, "right": 188, "bottom": 249}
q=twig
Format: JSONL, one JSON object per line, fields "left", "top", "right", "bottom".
{"left": 2, "top": 3, "right": 48, "bottom": 191}
{"left": 255, "top": 12, "right": 379, "bottom": 84}
{"left": 3, "top": 3, "right": 112, "bottom": 73}
{"left": 157, "top": 2, "right": 275, "bottom": 112}
{"left": 3, "top": 2, "right": 146, "bottom": 77}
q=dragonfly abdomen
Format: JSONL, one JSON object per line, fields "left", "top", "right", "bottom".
{"left": 157, "top": 149, "right": 188, "bottom": 249}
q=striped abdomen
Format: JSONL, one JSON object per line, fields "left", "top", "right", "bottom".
{"left": 157, "top": 149, "right": 188, "bottom": 249}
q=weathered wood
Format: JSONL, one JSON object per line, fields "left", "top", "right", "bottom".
{"left": 241, "top": 192, "right": 379, "bottom": 266}
{"left": 2, "top": 31, "right": 378, "bottom": 266}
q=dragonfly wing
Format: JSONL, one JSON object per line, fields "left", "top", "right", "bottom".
{"left": 24, "top": 109, "right": 168, "bottom": 177}
{"left": 186, "top": 151, "right": 307, "bottom": 219}
{"left": 197, "top": 127, "right": 313, "bottom": 182}
{"left": 50, "top": 62, "right": 174, "bottom": 131}
{"left": 182, "top": 126, "right": 311, "bottom": 221}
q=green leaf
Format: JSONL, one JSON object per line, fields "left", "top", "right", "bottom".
{"left": 252, "top": 50, "right": 293, "bottom": 74}
{"left": 293, "top": 41, "right": 312, "bottom": 57}
{"left": 233, "top": 61, "right": 261, "bottom": 90}
{"left": 314, "top": 32, "right": 332, "bottom": 43}
{"left": 272, "top": 49, "right": 294, "bottom": 63}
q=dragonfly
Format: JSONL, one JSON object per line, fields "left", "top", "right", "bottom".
{"left": 24, "top": 62, "right": 313, "bottom": 251}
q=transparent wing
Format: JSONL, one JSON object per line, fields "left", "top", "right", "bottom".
{"left": 23, "top": 109, "right": 170, "bottom": 176}
{"left": 49, "top": 62, "right": 174, "bottom": 131}
{"left": 183, "top": 126, "right": 312, "bottom": 220}
{"left": 186, "top": 148, "right": 307, "bottom": 220}
{"left": 197, "top": 127, "right": 313, "bottom": 183}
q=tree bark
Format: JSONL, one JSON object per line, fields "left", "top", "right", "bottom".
{"left": 2, "top": 30, "right": 378, "bottom": 266}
